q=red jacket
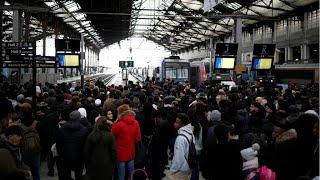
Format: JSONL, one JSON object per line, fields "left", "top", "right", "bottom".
{"left": 111, "top": 110, "right": 141, "bottom": 161}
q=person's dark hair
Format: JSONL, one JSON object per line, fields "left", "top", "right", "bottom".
{"left": 214, "top": 124, "right": 229, "bottom": 144}
{"left": 152, "top": 110, "right": 161, "bottom": 119}
{"left": 94, "top": 116, "right": 110, "bottom": 131}
{"left": 132, "top": 169, "right": 148, "bottom": 180}
{"left": 5, "top": 125, "right": 23, "bottom": 137}
{"left": 122, "top": 98, "right": 131, "bottom": 105}
{"left": 295, "top": 113, "right": 318, "bottom": 145}
{"left": 20, "top": 112, "right": 33, "bottom": 127}
{"left": 177, "top": 113, "right": 190, "bottom": 126}
{"left": 187, "top": 105, "right": 201, "bottom": 138}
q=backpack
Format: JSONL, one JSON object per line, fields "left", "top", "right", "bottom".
{"left": 179, "top": 132, "right": 197, "bottom": 169}
{"left": 246, "top": 166, "right": 276, "bottom": 180}
{"left": 135, "top": 136, "right": 152, "bottom": 169}
{"left": 22, "top": 130, "right": 41, "bottom": 155}
{"left": 258, "top": 166, "right": 276, "bottom": 180}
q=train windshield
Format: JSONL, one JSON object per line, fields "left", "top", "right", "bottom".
{"left": 165, "top": 67, "right": 189, "bottom": 79}
{"left": 165, "top": 68, "right": 177, "bottom": 79}
{"left": 177, "top": 68, "right": 189, "bottom": 78}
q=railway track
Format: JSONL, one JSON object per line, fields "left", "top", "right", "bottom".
{"left": 58, "top": 73, "right": 116, "bottom": 86}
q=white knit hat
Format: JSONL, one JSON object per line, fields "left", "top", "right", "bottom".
{"left": 305, "top": 110, "right": 319, "bottom": 117}
{"left": 78, "top": 108, "right": 87, "bottom": 118}
{"left": 240, "top": 143, "right": 260, "bottom": 161}
{"left": 95, "top": 99, "right": 102, "bottom": 106}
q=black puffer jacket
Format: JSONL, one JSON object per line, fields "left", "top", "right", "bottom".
{"left": 273, "top": 129, "right": 299, "bottom": 180}
{"left": 56, "top": 120, "right": 89, "bottom": 162}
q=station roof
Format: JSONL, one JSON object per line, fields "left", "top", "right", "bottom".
{"left": 1, "top": 0, "right": 318, "bottom": 52}
{"left": 2, "top": 0, "right": 133, "bottom": 50}
{"left": 131, "top": 0, "right": 318, "bottom": 52}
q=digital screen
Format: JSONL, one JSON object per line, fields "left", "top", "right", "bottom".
{"left": 215, "top": 43, "right": 238, "bottom": 56}
{"left": 55, "top": 39, "right": 80, "bottom": 52}
{"left": 56, "top": 54, "right": 80, "bottom": 67}
{"left": 253, "top": 44, "right": 276, "bottom": 56}
{"left": 214, "top": 56, "right": 236, "bottom": 70}
{"left": 251, "top": 57, "right": 273, "bottom": 70}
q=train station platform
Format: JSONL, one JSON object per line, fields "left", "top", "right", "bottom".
{"left": 108, "top": 73, "right": 141, "bottom": 86}
{"left": 56, "top": 73, "right": 105, "bottom": 84}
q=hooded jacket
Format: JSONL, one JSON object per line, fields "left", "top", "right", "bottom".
{"left": 170, "top": 123, "right": 194, "bottom": 173}
{"left": 84, "top": 131, "right": 116, "bottom": 180}
{"left": 274, "top": 128, "right": 299, "bottom": 180}
{"left": 56, "top": 119, "right": 89, "bottom": 162}
{"left": 111, "top": 110, "right": 141, "bottom": 161}
{"left": 0, "top": 136, "right": 30, "bottom": 178}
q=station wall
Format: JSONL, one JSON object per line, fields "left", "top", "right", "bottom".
{"left": 177, "top": 9, "right": 319, "bottom": 64}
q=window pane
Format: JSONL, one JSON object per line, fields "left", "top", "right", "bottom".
{"left": 166, "top": 68, "right": 176, "bottom": 79}
{"left": 177, "top": 68, "right": 188, "bottom": 78}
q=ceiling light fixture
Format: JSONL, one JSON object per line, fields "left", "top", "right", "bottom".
{"left": 180, "top": 0, "right": 203, "bottom": 11}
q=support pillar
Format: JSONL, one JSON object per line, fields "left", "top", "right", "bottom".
{"left": 234, "top": 18, "right": 242, "bottom": 65}
{"left": 272, "top": 22, "right": 277, "bottom": 43}
{"left": 86, "top": 48, "right": 89, "bottom": 75}
{"left": 286, "top": 47, "right": 292, "bottom": 62}
{"left": 88, "top": 49, "right": 91, "bottom": 74}
{"left": 209, "top": 38, "right": 214, "bottom": 78}
{"left": 42, "top": 20, "right": 47, "bottom": 73}
{"left": 13, "top": 10, "right": 22, "bottom": 84}
{"left": 0, "top": 0, "right": 3, "bottom": 76}
{"left": 13, "top": 10, "right": 22, "bottom": 42}
{"left": 301, "top": 44, "right": 309, "bottom": 60}
{"left": 285, "top": 48, "right": 288, "bottom": 62}
{"left": 24, "top": 13, "right": 31, "bottom": 74}
{"left": 80, "top": 34, "right": 84, "bottom": 88}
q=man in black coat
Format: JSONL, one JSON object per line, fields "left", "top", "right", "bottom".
{"left": 207, "top": 124, "right": 243, "bottom": 180}
{"left": 56, "top": 110, "right": 89, "bottom": 180}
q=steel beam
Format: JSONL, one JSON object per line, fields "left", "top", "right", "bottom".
{"left": 279, "top": 0, "right": 297, "bottom": 9}
{"left": 250, "top": 4, "right": 291, "bottom": 12}
{"left": 55, "top": 1, "right": 103, "bottom": 49}
{"left": 0, "top": 4, "right": 50, "bottom": 12}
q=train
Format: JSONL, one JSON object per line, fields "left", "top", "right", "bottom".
{"left": 154, "top": 56, "right": 234, "bottom": 86}
{"left": 154, "top": 56, "right": 190, "bottom": 83}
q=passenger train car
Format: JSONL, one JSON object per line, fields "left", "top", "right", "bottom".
{"left": 155, "top": 56, "right": 190, "bottom": 83}
{"left": 190, "top": 58, "right": 210, "bottom": 86}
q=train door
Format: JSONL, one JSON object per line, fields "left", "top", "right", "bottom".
{"left": 200, "top": 62, "right": 207, "bottom": 83}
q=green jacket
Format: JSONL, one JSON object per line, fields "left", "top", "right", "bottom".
{"left": 84, "top": 131, "right": 116, "bottom": 180}
{"left": 0, "top": 136, "right": 30, "bottom": 178}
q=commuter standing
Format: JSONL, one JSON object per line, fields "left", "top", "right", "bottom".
{"left": 111, "top": 104, "right": 141, "bottom": 180}
{"left": 169, "top": 113, "right": 194, "bottom": 180}
{"left": 89, "top": 99, "right": 103, "bottom": 124}
{"left": 0, "top": 125, "right": 31, "bottom": 180}
{"left": 56, "top": 110, "right": 89, "bottom": 180}
{"left": 84, "top": 116, "right": 116, "bottom": 180}
{"left": 20, "top": 112, "right": 41, "bottom": 180}
{"left": 207, "top": 124, "right": 243, "bottom": 180}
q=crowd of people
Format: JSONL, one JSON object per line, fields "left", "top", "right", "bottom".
{"left": 0, "top": 77, "right": 319, "bottom": 180}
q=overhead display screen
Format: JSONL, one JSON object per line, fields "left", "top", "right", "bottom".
{"left": 253, "top": 44, "right": 276, "bottom": 56}
{"left": 214, "top": 56, "right": 236, "bottom": 70}
{"left": 55, "top": 39, "right": 80, "bottom": 52}
{"left": 56, "top": 54, "right": 80, "bottom": 67}
{"left": 215, "top": 43, "right": 238, "bottom": 56}
{"left": 251, "top": 57, "right": 273, "bottom": 70}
